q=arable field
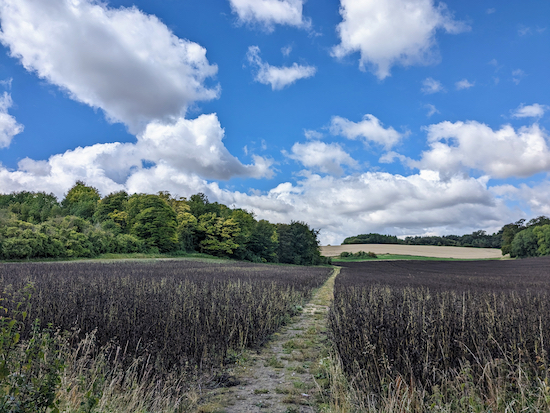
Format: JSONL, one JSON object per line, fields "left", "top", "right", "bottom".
{"left": 321, "top": 243, "right": 504, "bottom": 259}
{"left": 329, "top": 257, "right": 550, "bottom": 412}
{"left": 0, "top": 258, "right": 332, "bottom": 412}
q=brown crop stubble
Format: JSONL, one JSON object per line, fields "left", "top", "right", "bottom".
{"left": 328, "top": 257, "right": 550, "bottom": 412}
{"left": 0, "top": 259, "right": 331, "bottom": 377}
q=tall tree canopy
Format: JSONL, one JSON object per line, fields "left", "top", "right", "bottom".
{"left": 0, "top": 186, "right": 325, "bottom": 264}
{"left": 61, "top": 181, "right": 100, "bottom": 219}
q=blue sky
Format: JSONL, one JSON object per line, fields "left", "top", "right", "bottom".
{"left": 0, "top": 0, "right": 549, "bottom": 244}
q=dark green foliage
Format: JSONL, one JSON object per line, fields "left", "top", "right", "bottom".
{"left": 534, "top": 225, "right": 550, "bottom": 256}
{"left": 502, "top": 216, "right": 550, "bottom": 258}
{"left": 277, "top": 221, "right": 322, "bottom": 265}
{"left": 510, "top": 227, "right": 539, "bottom": 258}
{"left": 0, "top": 260, "right": 331, "bottom": 377}
{"left": 343, "top": 230, "right": 502, "bottom": 248}
{"left": 228, "top": 209, "right": 255, "bottom": 260}
{"left": 187, "top": 193, "right": 228, "bottom": 218}
{"left": 113, "top": 233, "right": 144, "bottom": 253}
{"left": 126, "top": 194, "right": 178, "bottom": 253}
{"left": 0, "top": 191, "right": 60, "bottom": 223}
{"left": 329, "top": 258, "right": 550, "bottom": 400}
{"left": 92, "top": 191, "right": 128, "bottom": 234}
{"left": 342, "top": 233, "right": 399, "bottom": 244}
{"left": 196, "top": 213, "right": 241, "bottom": 257}
{"left": 247, "top": 220, "right": 279, "bottom": 263}
{"left": 61, "top": 181, "right": 100, "bottom": 219}
{"left": 0, "top": 186, "right": 324, "bottom": 265}
{"left": 339, "top": 250, "right": 377, "bottom": 259}
{"left": 0, "top": 286, "right": 65, "bottom": 413}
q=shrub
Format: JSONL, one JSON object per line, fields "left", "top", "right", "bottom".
{"left": 0, "top": 286, "right": 65, "bottom": 413}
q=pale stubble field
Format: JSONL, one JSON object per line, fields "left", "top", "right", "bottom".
{"left": 321, "top": 243, "right": 504, "bottom": 259}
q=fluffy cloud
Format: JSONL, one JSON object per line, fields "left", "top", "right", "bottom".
{"left": 330, "top": 114, "right": 404, "bottom": 149}
{"left": 493, "top": 181, "right": 550, "bottom": 217}
{"left": 412, "top": 121, "right": 550, "bottom": 179}
{"left": 217, "top": 171, "right": 510, "bottom": 244}
{"left": 0, "top": 92, "right": 23, "bottom": 148}
{"left": 0, "top": 142, "right": 131, "bottom": 197}
{"left": 0, "top": 0, "right": 274, "bottom": 188}
{"left": 0, "top": 0, "right": 219, "bottom": 133}
{"left": 511, "top": 103, "right": 548, "bottom": 118}
{"left": 228, "top": 0, "right": 309, "bottom": 31}
{"left": 332, "top": 0, "right": 469, "bottom": 79}
{"left": 247, "top": 46, "right": 316, "bottom": 90}
{"left": 284, "top": 141, "right": 358, "bottom": 175}
{"left": 422, "top": 77, "right": 445, "bottom": 94}
{"left": 0, "top": 150, "right": 519, "bottom": 244}
{"left": 455, "top": 79, "right": 474, "bottom": 90}
{"left": 136, "top": 114, "right": 273, "bottom": 180}
{"left": 0, "top": 113, "right": 272, "bottom": 197}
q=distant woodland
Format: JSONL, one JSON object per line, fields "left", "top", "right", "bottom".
{"left": 343, "top": 216, "right": 550, "bottom": 259}
{"left": 0, "top": 181, "right": 327, "bottom": 265}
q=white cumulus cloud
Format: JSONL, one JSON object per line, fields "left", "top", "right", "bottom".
{"left": 330, "top": 114, "right": 404, "bottom": 149}
{"left": 228, "top": 0, "right": 309, "bottom": 31}
{"left": 492, "top": 181, "right": 550, "bottom": 217}
{"left": 332, "top": 0, "right": 469, "bottom": 79}
{"left": 215, "top": 171, "right": 511, "bottom": 245}
{"left": 284, "top": 141, "right": 358, "bottom": 175}
{"left": 136, "top": 114, "right": 273, "bottom": 180}
{"left": 0, "top": 113, "right": 273, "bottom": 197}
{"left": 0, "top": 0, "right": 219, "bottom": 133}
{"left": 511, "top": 103, "right": 548, "bottom": 119}
{"left": 0, "top": 0, "right": 273, "bottom": 190}
{"left": 247, "top": 46, "right": 316, "bottom": 90}
{"left": 413, "top": 121, "right": 550, "bottom": 179}
{"left": 0, "top": 92, "right": 23, "bottom": 148}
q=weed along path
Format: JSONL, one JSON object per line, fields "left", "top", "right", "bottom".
{"left": 200, "top": 267, "right": 339, "bottom": 413}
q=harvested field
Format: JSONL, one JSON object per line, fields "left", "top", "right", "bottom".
{"left": 321, "top": 243, "right": 503, "bottom": 259}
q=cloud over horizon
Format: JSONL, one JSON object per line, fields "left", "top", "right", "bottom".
{"left": 0, "top": 113, "right": 544, "bottom": 244}
{"left": 0, "top": 0, "right": 547, "bottom": 246}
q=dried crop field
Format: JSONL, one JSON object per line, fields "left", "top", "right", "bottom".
{"left": 321, "top": 244, "right": 503, "bottom": 259}
{"left": 1, "top": 259, "right": 331, "bottom": 376}
{"left": 329, "top": 257, "right": 550, "bottom": 412}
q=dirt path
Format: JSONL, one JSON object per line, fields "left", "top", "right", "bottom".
{"left": 199, "top": 267, "right": 339, "bottom": 413}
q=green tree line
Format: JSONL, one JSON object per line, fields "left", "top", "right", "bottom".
{"left": 343, "top": 230, "right": 501, "bottom": 249}
{"left": 500, "top": 216, "right": 550, "bottom": 258}
{"left": 343, "top": 215, "right": 550, "bottom": 259}
{"left": 0, "top": 182, "right": 327, "bottom": 265}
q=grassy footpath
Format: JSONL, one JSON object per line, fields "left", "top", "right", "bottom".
{"left": 197, "top": 267, "right": 340, "bottom": 413}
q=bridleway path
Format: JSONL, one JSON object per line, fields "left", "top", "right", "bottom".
{"left": 201, "top": 266, "right": 340, "bottom": 413}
